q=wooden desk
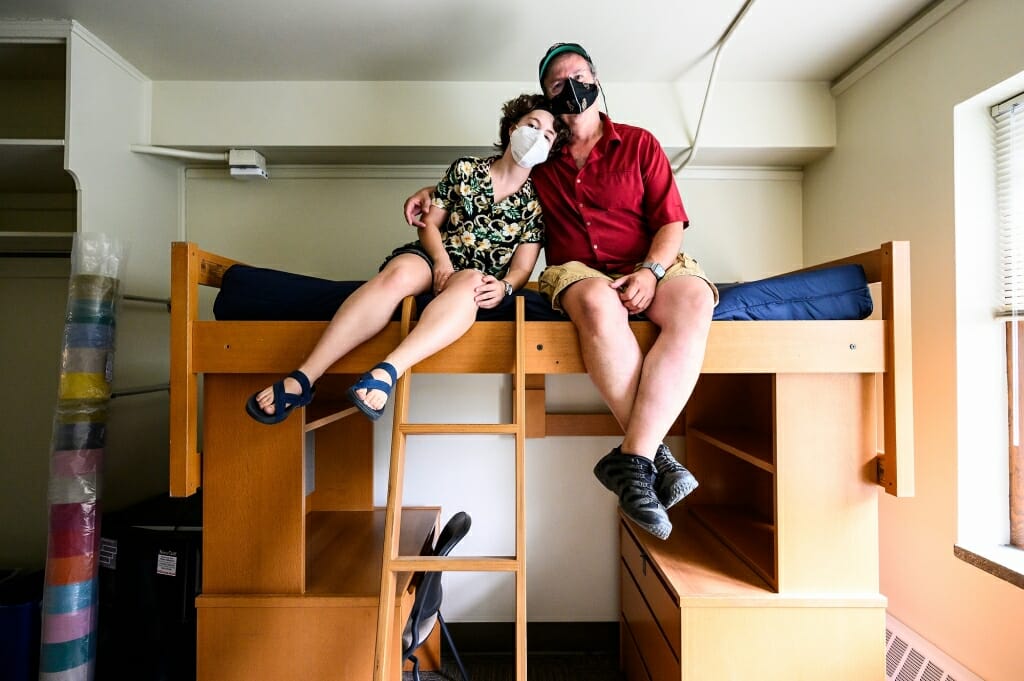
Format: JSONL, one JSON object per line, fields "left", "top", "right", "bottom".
{"left": 195, "top": 372, "right": 440, "bottom": 681}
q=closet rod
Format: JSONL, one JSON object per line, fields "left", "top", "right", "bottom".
{"left": 131, "top": 145, "right": 228, "bottom": 162}
{"left": 123, "top": 294, "right": 171, "bottom": 311}
{"left": 111, "top": 383, "right": 169, "bottom": 399}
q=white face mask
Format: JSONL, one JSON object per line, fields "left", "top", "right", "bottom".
{"left": 509, "top": 125, "right": 551, "bottom": 169}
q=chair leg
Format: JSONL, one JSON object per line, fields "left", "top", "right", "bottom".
{"left": 409, "top": 653, "right": 420, "bottom": 681}
{"left": 438, "top": 612, "right": 470, "bottom": 681}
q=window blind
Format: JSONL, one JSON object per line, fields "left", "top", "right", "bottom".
{"left": 996, "top": 92, "right": 1024, "bottom": 316}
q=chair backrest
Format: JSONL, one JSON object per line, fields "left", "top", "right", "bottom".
{"left": 402, "top": 512, "right": 471, "bottom": 657}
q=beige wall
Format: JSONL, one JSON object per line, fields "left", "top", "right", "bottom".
{"left": 184, "top": 164, "right": 804, "bottom": 620}
{"left": 0, "top": 258, "right": 69, "bottom": 567}
{"left": 802, "top": 0, "right": 1024, "bottom": 679}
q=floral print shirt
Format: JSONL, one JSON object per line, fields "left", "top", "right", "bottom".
{"left": 429, "top": 156, "right": 545, "bottom": 278}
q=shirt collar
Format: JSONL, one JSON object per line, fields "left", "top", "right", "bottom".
{"left": 555, "top": 112, "right": 621, "bottom": 164}
{"left": 598, "top": 113, "right": 622, "bottom": 147}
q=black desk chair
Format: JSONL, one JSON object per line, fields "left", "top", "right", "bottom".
{"left": 402, "top": 511, "right": 472, "bottom": 681}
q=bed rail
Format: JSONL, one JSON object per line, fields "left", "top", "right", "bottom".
{"left": 795, "top": 242, "right": 914, "bottom": 496}
{"left": 169, "top": 241, "right": 913, "bottom": 498}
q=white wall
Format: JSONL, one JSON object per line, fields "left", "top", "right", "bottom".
{"left": 64, "top": 23, "right": 182, "bottom": 514}
{"left": 152, "top": 80, "right": 834, "bottom": 167}
{"left": 802, "top": 1, "right": 1024, "bottom": 679}
{"left": 184, "top": 163, "right": 803, "bottom": 620}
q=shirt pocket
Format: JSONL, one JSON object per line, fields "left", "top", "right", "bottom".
{"left": 588, "top": 169, "right": 642, "bottom": 212}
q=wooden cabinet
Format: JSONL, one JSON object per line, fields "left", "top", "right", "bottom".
{"left": 0, "top": 41, "right": 76, "bottom": 255}
{"left": 619, "top": 372, "right": 887, "bottom": 680}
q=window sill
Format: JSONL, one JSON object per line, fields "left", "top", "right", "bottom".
{"left": 954, "top": 544, "right": 1024, "bottom": 589}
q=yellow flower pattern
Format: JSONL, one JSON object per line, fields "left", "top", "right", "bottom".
{"left": 423, "top": 156, "right": 545, "bottom": 277}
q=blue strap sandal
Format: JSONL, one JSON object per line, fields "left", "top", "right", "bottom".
{"left": 245, "top": 370, "right": 314, "bottom": 425}
{"left": 347, "top": 362, "right": 398, "bottom": 421}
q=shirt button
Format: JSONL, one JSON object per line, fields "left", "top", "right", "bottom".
{"left": 576, "top": 179, "right": 582, "bottom": 183}
{"left": 593, "top": 244, "right": 598, "bottom": 250}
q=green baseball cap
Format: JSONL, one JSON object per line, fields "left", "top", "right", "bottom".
{"left": 538, "top": 42, "right": 593, "bottom": 86}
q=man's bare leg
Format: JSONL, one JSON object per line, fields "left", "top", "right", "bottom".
{"left": 621, "top": 275, "right": 714, "bottom": 457}
{"left": 560, "top": 278, "right": 673, "bottom": 538}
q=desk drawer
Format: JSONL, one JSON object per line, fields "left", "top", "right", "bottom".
{"left": 620, "top": 616, "right": 652, "bottom": 681}
{"left": 621, "top": 568, "right": 679, "bottom": 681}
{"left": 620, "top": 523, "right": 681, "bottom": 658}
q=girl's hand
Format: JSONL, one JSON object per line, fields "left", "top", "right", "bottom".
{"left": 474, "top": 275, "right": 506, "bottom": 310}
{"left": 404, "top": 187, "right": 434, "bottom": 227}
{"left": 432, "top": 261, "right": 455, "bottom": 294}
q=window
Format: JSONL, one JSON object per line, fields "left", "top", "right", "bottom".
{"left": 995, "top": 91, "right": 1024, "bottom": 551}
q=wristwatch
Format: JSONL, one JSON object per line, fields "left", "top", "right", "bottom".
{"left": 502, "top": 280, "right": 514, "bottom": 297}
{"left": 635, "top": 261, "right": 666, "bottom": 281}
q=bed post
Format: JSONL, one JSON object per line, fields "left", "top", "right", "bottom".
{"left": 878, "top": 241, "right": 914, "bottom": 497}
{"left": 170, "top": 242, "right": 202, "bottom": 497}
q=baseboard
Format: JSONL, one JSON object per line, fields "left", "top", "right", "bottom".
{"left": 443, "top": 621, "right": 619, "bottom": 655}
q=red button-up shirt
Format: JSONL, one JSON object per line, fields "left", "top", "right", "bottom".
{"left": 531, "top": 114, "right": 688, "bottom": 275}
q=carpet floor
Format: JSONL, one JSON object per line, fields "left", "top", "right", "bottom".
{"left": 404, "top": 652, "right": 625, "bottom": 681}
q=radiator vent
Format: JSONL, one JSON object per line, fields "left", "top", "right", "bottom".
{"left": 885, "top": 614, "right": 983, "bottom": 681}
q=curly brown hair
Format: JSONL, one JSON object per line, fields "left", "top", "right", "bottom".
{"left": 494, "top": 93, "right": 568, "bottom": 154}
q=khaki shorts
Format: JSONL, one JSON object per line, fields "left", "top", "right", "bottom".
{"left": 538, "top": 253, "right": 719, "bottom": 313}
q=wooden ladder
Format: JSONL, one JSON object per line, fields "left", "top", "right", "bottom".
{"left": 372, "top": 295, "right": 528, "bottom": 681}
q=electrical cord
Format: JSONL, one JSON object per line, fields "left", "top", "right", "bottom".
{"left": 672, "top": 0, "right": 759, "bottom": 172}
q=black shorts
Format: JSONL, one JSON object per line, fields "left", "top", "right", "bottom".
{"left": 379, "top": 241, "right": 434, "bottom": 272}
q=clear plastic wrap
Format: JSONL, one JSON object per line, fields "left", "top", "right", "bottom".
{"left": 40, "top": 233, "right": 127, "bottom": 681}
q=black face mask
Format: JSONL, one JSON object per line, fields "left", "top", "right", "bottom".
{"left": 548, "top": 78, "right": 600, "bottom": 116}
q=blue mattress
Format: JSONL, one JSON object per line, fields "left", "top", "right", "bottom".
{"left": 213, "top": 263, "right": 872, "bottom": 323}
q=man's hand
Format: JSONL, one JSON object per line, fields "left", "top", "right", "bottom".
{"left": 474, "top": 275, "right": 506, "bottom": 310}
{"left": 610, "top": 270, "right": 657, "bottom": 314}
{"left": 404, "top": 187, "right": 434, "bottom": 228}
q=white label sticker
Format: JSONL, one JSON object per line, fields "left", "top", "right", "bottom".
{"left": 156, "top": 550, "right": 178, "bottom": 577}
{"left": 99, "top": 537, "right": 117, "bottom": 569}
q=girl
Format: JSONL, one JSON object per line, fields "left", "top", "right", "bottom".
{"left": 247, "top": 93, "right": 561, "bottom": 423}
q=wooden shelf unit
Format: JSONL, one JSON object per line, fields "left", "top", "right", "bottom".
{"left": 619, "top": 369, "right": 887, "bottom": 680}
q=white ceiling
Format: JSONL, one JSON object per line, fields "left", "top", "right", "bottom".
{"left": 0, "top": 0, "right": 938, "bottom": 84}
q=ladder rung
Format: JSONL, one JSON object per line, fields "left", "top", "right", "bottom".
{"left": 386, "top": 556, "right": 521, "bottom": 572}
{"left": 399, "top": 423, "right": 520, "bottom": 435}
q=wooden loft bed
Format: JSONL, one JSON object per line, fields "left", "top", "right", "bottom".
{"left": 167, "top": 240, "right": 914, "bottom": 681}
{"left": 169, "top": 239, "right": 913, "bottom": 499}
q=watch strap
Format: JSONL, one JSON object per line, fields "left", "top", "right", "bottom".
{"left": 635, "top": 261, "right": 665, "bottom": 281}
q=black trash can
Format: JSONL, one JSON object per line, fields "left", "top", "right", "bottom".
{"left": 0, "top": 569, "right": 44, "bottom": 681}
{"left": 96, "top": 492, "right": 202, "bottom": 681}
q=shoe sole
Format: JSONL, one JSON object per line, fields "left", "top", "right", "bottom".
{"left": 657, "top": 470, "right": 699, "bottom": 509}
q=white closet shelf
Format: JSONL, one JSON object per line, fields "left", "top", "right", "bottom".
{"left": 0, "top": 231, "right": 74, "bottom": 238}
{"left": 0, "top": 138, "right": 65, "bottom": 146}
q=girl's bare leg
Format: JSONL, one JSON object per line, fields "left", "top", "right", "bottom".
{"left": 254, "top": 254, "right": 431, "bottom": 415}
{"left": 353, "top": 269, "right": 484, "bottom": 410}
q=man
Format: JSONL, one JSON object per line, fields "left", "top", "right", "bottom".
{"left": 405, "top": 43, "right": 717, "bottom": 539}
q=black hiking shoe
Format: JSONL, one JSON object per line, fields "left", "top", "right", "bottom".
{"left": 593, "top": 447, "right": 672, "bottom": 540}
{"left": 654, "top": 443, "right": 699, "bottom": 509}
